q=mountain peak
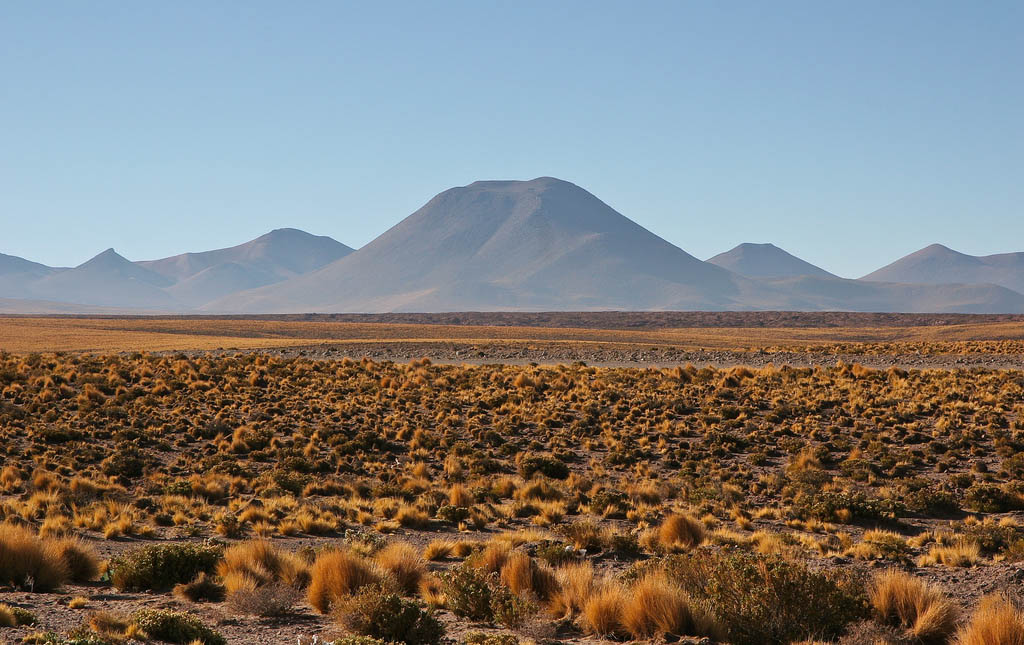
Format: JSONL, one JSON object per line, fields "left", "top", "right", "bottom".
{"left": 707, "top": 243, "right": 835, "bottom": 279}
{"left": 79, "top": 248, "right": 131, "bottom": 268}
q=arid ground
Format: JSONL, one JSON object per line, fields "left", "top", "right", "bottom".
{"left": 1, "top": 313, "right": 1024, "bottom": 644}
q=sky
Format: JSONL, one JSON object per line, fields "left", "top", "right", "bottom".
{"left": 2, "top": 1, "right": 1022, "bottom": 278}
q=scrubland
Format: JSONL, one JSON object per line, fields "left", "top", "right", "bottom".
{"left": 1, "top": 350, "right": 1024, "bottom": 643}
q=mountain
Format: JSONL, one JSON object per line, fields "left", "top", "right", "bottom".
{"left": 138, "top": 228, "right": 353, "bottom": 282}
{"left": 206, "top": 177, "right": 1024, "bottom": 314}
{"left": 755, "top": 275, "right": 1024, "bottom": 314}
{"left": 0, "top": 253, "right": 61, "bottom": 299}
{"left": 207, "top": 177, "right": 755, "bottom": 312}
{"left": 707, "top": 243, "right": 836, "bottom": 279}
{"left": 862, "top": 244, "right": 1024, "bottom": 294}
{"left": 28, "top": 248, "right": 176, "bottom": 309}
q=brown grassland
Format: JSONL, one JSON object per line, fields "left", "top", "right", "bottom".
{"left": 4, "top": 315, "right": 1024, "bottom": 357}
{"left": 2, "top": 315, "right": 1024, "bottom": 643}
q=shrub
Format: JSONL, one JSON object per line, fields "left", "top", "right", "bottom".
{"left": 172, "top": 572, "right": 225, "bottom": 603}
{"left": 519, "top": 456, "right": 569, "bottom": 480}
{"left": 226, "top": 581, "right": 301, "bottom": 617}
{"left": 622, "top": 573, "right": 720, "bottom": 640}
{"left": 581, "top": 585, "right": 627, "bottom": 637}
{"left": 463, "top": 633, "right": 518, "bottom": 645}
{"left": 217, "top": 540, "right": 310, "bottom": 592}
{"left": 438, "top": 563, "right": 495, "bottom": 621}
{"left": 871, "top": 570, "right": 959, "bottom": 643}
{"left": 655, "top": 549, "right": 869, "bottom": 645}
{"left": 0, "top": 522, "right": 69, "bottom": 591}
{"left": 335, "top": 585, "right": 445, "bottom": 645}
{"left": 656, "top": 513, "right": 705, "bottom": 551}
{"left": 955, "top": 595, "right": 1024, "bottom": 645}
{"left": 0, "top": 603, "right": 37, "bottom": 626}
{"left": 108, "top": 541, "right": 223, "bottom": 591}
{"left": 130, "top": 609, "right": 225, "bottom": 645}
{"left": 52, "top": 538, "right": 100, "bottom": 583}
{"left": 308, "top": 549, "right": 384, "bottom": 614}
{"left": 375, "top": 542, "right": 426, "bottom": 595}
{"left": 498, "top": 551, "right": 558, "bottom": 601}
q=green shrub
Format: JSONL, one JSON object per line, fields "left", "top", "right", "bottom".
{"left": 108, "top": 542, "right": 223, "bottom": 591}
{"left": 463, "top": 633, "right": 519, "bottom": 645}
{"left": 335, "top": 585, "right": 444, "bottom": 645}
{"left": 518, "top": 456, "right": 569, "bottom": 480}
{"left": 130, "top": 609, "right": 226, "bottom": 645}
{"left": 649, "top": 549, "right": 869, "bottom": 645}
{"left": 0, "top": 602, "right": 37, "bottom": 626}
{"left": 964, "top": 483, "right": 1020, "bottom": 512}
{"left": 438, "top": 564, "right": 494, "bottom": 621}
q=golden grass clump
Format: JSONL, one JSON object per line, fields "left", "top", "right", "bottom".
{"left": 307, "top": 549, "right": 384, "bottom": 614}
{"left": 871, "top": 570, "right": 959, "bottom": 643}
{"left": 955, "top": 595, "right": 1024, "bottom": 645}
{"left": 582, "top": 584, "right": 627, "bottom": 637}
{"left": 374, "top": 542, "right": 426, "bottom": 595}
{"left": 655, "top": 513, "right": 705, "bottom": 551}
{"left": 622, "top": 573, "right": 720, "bottom": 640}
{"left": 498, "top": 551, "right": 559, "bottom": 601}
{"left": 548, "top": 561, "right": 596, "bottom": 619}
{"left": 217, "top": 540, "right": 310, "bottom": 595}
{"left": 0, "top": 522, "right": 70, "bottom": 591}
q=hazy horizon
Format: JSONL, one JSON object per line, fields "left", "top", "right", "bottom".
{"left": 3, "top": 2, "right": 1023, "bottom": 276}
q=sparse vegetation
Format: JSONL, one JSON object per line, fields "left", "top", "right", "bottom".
{"left": 2, "top": 343, "right": 1024, "bottom": 642}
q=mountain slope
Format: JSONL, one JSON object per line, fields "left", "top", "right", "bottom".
{"left": 863, "top": 244, "right": 1024, "bottom": 294}
{"left": 708, "top": 243, "right": 835, "bottom": 278}
{"left": 707, "top": 243, "right": 836, "bottom": 279}
{"left": 29, "top": 249, "right": 176, "bottom": 308}
{"left": 138, "top": 228, "right": 353, "bottom": 282}
{"left": 207, "top": 177, "right": 752, "bottom": 312}
{"left": 0, "top": 253, "right": 61, "bottom": 299}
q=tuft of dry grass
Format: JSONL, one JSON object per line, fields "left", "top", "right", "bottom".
{"left": 548, "top": 562, "right": 596, "bottom": 619}
{"left": 498, "top": 551, "right": 558, "bottom": 601}
{"left": 955, "top": 595, "right": 1024, "bottom": 645}
{"left": 918, "top": 540, "right": 981, "bottom": 568}
{"left": 374, "top": 542, "right": 426, "bottom": 595}
{"left": 581, "top": 584, "right": 627, "bottom": 637}
{"left": 0, "top": 522, "right": 70, "bottom": 591}
{"left": 308, "top": 549, "right": 384, "bottom": 614}
{"left": 656, "top": 513, "right": 705, "bottom": 551}
{"left": 217, "top": 540, "right": 310, "bottom": 593}
{"left": 871, "top": 570, "right": 959, "bottom": 642}
{"left": 622, "top": 573, "right": 720, "bottom": 640}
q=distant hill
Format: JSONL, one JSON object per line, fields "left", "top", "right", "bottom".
{"left": 28, "top": 248, "right": 176, "bottom": 309}
{"left": 207, "top": 177, "right": 1024, "bottom": 314}
{"left": 862, "top": 244, "right": 1024, "bottom": 294}
{"left": 207, "top": 177, "right": 756, "bottom": 312}
{"left": 707, "top": 243, "right": 835, "bottom": 278}
{"left": 2, "top": 184, "right": 1023, "bottom": 314}
{"left": 0, "top": 252, "right": 61, "bottom": 299}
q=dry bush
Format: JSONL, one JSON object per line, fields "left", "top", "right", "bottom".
{"left": 0, "top": 522, "right": 69, "bottom": 591}
{"left": 622, "top": 573, "right": 720, "bottom": 640}
{"left": 375, "top": 542, "right": 426, "bottom": 595}
{"left": 227, "top": 581, "right": 302, "bottom": 617}
{"left": 173, "top": 572, "right": 226, "bottom": 603}
{"left": 51, "top": 537, "right": 100, "bottom": 582}
{"left": 581, "top": 584, "right": 627, "bottom": 637}
{"left": 217, "top": 540, "right": 310, "bottom": 592}
{"left": 308, "top": 549, "right": 385, "bottom": 614}
{"left": 498, "top": 551, "right": 558, "bottom": 601}
{"left": 917, "top": 540, "right": 981, "bottom": 568}
{"left": 955, "top": 595, "right": 1024, "bottom": 645}
{"left": 871, "top": 570, "right": 959, "bottom": 643}
{"left": 548, "top": 562, "right": 596, "bottom": 618}
{"left": 656, "top": 513, "right": 705, "bottom": 551}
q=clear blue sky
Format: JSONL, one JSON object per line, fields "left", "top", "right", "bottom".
{"left": 2, "top": 1, "right": 1021, "bottom": 277}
